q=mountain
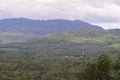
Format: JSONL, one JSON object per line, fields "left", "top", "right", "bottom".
{"left": 0, "top": 18, "right": 104, "bottom": 35}
{"left": 0, "top": 18, "right": 104, "bottom": 43}
{"left": 4, "top": 29, "right": 120, "bottom": 55}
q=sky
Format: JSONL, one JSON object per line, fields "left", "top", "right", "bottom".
{"left": 0, "top": 0, "right": 120, "bottom": 29}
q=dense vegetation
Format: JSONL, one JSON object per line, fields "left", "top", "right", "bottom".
{"left": 0, "top": 29, "right": 120, "bottom": 80}
{"left": 3, "top": 29, "right": 120, "bottom": 55}
{"left": 0, "top": 32, "right": 38, "bottom": 43}
{"left": 0, "top": 50, "right": 119, "bottom": 80}
{"left": 0, "top": 51, "right": 88, "bottom": 80}
{"left": 79, "top": 54, "right": 120, "bottom": 80}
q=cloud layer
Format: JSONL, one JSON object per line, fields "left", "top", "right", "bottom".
{"left": 0, "top": 0, "right": 120, "bottom": 29}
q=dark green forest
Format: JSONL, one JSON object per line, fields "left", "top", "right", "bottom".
{"left": 0, "top": 51, "right": 120, "bottom": 80}
{"left": 0, "top": 29, "right": 120, "bottom": 80}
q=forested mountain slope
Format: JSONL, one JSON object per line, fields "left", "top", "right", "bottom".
{"left": 4, "top": 29, "right": 120, "bottom": 55}
{"left": 0, "top": 18, "right": 103, "bottom": 35}
{"left": 0, "top": 18, "right": 104, "bottom": 43}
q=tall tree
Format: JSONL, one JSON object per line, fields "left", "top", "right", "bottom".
{"left": 114, "top": 55, "right": 120, "bottom": 80}
{"left": 78, "top": 61, "right": 97, "bottom": 80}
{"left": 85, "top": 61, "right": 98, "bottom": 80}
{"left": 97, "top": 54, "right": 112, "bottom": 80}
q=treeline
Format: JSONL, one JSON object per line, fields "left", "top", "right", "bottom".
{"left": 0, "top": 51, "right": 87, "bottom": 80}
{"left": 78, "top": 54, "right": 120, "bottom": 80}
{"left": 0, "top": 50, "right": 119, "bottom": 80}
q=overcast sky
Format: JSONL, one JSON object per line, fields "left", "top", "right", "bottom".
{"left": 0, "top": 0, "right": 120, "bottom": 29}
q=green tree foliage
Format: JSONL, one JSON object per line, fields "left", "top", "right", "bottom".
{"left": 78, "top": 61, "right": 98, "bottom": 80}
{"left": 0, "top": 51, "right": 88, "bottom": 80}
{"left": 97, "top": 54, "right": 112, "bottom": 80}
{"left": 85, "top": 61, "right": 98, "bottom": 80}
{"left": 79, "top": 54, "right": 112, "bottom": 80}
{"left": 114, "top": 55, "right": 120, "bottom": 80}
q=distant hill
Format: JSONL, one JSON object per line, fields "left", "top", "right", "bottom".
{"left": 4, "top": 29, "right": 120, "bottom": 55}
{"left": 107, "top": 29, "right": 120, "bottom": 35}
{"left": 0, "top": 18, "right": 104, "bottom": 35}
{"left": 0, "top": 18, "right": 104, "bottom": 43}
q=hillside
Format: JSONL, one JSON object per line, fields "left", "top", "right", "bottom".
{"left": 0, "top": 18, "right": 104, "bottom": 43}
{"left": 4, "top": 29, "right": 120, "bottom": 55}
{"left": 0, "top": 18, "right": 103, "bottom": 34}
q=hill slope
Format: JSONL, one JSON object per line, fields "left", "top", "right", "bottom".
{"left": 0, "top": 18, "right": 104, "bottom": 43}
{"left": 4, "top": 29, "right": 120, "bottom": 55}
{"left": 0, "top": 18, "right": 104, "bottom": 35}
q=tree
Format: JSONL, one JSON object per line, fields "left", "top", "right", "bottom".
{"left": 97, "top": 54, "right": 112, "bottom": 80}
{"left": 85, "top": 61, "right": 98, "bottom": 80}
{"left": 114, "top": 55, "right": 120, "bottom": 80}
{"left": 78, "top": 61, "right": 97, "bottom": 80}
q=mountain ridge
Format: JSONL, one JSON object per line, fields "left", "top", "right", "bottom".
{"left": 0, "top": 18, "right": 104, "bottom": 34}
{"left": 0, "top": 18, "right": 104, "bottom": 43}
